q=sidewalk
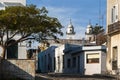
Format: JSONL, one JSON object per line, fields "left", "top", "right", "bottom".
{"left": 36, "top": 73, "right": 117, "bottom": 80}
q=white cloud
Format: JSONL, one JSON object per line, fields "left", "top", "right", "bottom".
{"left": 45, "top": 6, "right": 86, "bottom": 39}
{"left": 46, "top": 6, "right": 78, "bottom": 24}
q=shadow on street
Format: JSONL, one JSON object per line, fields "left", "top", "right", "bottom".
{"left": 35, "top": 73, "right": 117, "bottom": 80}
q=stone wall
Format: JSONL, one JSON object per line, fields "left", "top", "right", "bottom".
{"left": 0, "top": 59, "right": 35, "bottom": 80}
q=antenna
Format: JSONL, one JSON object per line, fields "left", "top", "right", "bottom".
{"left": 101, "top": 15, "right": 104, "bottom": 27}
{"left": 89, "top": 19, "right": 91, "bottom": 25}
{"left": 99, "top": 0, "right": 101, "bottom": 26}
{"left": 70, "top": 18, "right": 72, "bottom": 24}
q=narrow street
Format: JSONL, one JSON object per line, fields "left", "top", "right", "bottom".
{"left": 35, "top": 73, "right": 118, "bottom": 80}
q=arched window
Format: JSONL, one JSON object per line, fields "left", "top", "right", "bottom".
{"left": 7, "top": 39, "right": 18, "bottom": 59}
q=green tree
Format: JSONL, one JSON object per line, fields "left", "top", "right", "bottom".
{"left": 92, "top": 24, "right": 104, "bottom": 35}
{"left": 92, "top": 24, "right": 106, "bottom": 45}
{"left": 0, "top": 5, "right": 63, "bottom": 58}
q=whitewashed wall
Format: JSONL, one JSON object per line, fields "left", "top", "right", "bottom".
{"left": 84, "top": 51, "right": 101, "bottom": 75}
{"left": 0, "top": 0, "right": 26, "bottom": 6}
{"left": 18, "top": 46, "right": 27, "bottom": 59}
{"left": 55, "top": 45, "right": 65, "bottom": 73}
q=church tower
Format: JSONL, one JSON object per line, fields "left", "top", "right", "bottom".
{"left": 85, "top": 23, "right": 94, "bottom": 41}
{"left": 66, "top": 20, "right": 75, "bottom": 39}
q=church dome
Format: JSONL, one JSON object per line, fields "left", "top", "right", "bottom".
{"left": 87, "top": 24, "right": 92, "bottom": 28}
{"left": 68, "top": 24, "right": 74, "bottom": 28}
{"left": 86, "top": 24, "right": 93, "bottom": 34}
{"left": 66, "top": 20, "right": 75, "bottom": 35}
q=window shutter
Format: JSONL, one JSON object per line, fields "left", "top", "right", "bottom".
{"left": 111, "top": 4, "right": 118, "bottom": 23}
{"left": 111, "top": 8, "right": 114, "bottom": 23}
{"left": 115, "top": 4, "right": 118, "bottom": 22}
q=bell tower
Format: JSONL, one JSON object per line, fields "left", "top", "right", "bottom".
{"left": 66, "top": 19, "right": 76, "bottom": 39}
{"left": 85, "top": 22, "right": 94, "bottom": 41}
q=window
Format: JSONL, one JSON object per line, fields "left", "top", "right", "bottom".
{"left": 86, "top": 53, "right": 99, "bottom": 64}
{"left": 89, "top": 37, "right": 92, "bottom": 41}
{"left": 45, "top": 55, "right": 47, "bottom": 69}
{"left": 48, "top": 54, "right": 51, "bottom": 71}
{"left": 57, "top": 56, "right": 60, "bottom": 70}
{"left": 72, "top": 57, "right": 76, "bottom": 68}
{"left": 70, "top": 29, "right": 72, "bottom": 32}
{"left": 67, "top": 59, "right": 71, "bottom": 68}
{"left": 113, "top": 46, "right": 117, "bottom": 61}
{"left": 7, "top": 40, "right": 18, "bottom": 59}
{"left": 111, "top": 4, "right": 118, "bottom": 23}
{"left": 112, "top": 46, "right": 118, "bottom": 70}
{"left": 54, "top": 57, "right": 55, "bottom": 70}
{"left": 63, "top": 55, "right": 64, "bottom": 68}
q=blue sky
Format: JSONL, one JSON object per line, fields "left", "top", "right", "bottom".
{"left": 27, "top": 0, "right": 106, "bottom": 39}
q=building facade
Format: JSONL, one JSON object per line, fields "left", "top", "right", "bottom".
{"left": 38, "top": 46, "right": 57, "bottom": 73}
{"left": 0, "top": 0, "right": 31, "bottom": 59}
{"left": 38, "top": 43, "right": 106, "bottom": 75}
{"left": 0, "top": 0, "right": 26, "bottom": 9}
{"left": 54, "top": 44, "right": 65, "bottom": 73}
{"left": 64, "top": 45, "right": 106, "bottom": 75}
{"left": 106, "top": 0, "right": 120, "bottom": 74}
{"left": 0, "top": 0, "right": 26, "bottom": 10}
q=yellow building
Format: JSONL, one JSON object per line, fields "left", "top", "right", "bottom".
{"left": 107, "top": 0, "right": 120, "bottom": 74}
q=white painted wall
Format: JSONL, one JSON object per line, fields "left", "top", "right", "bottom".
{"left": 18, "top": 46, "right": 27, "bottom": 59}
{"left": 111, "top": 34, "right": 120, "bottom": 69}
{"left": 55, "top": 45, "right": 65, "bottom": 73}
{"left": 85, "top": 34, "right": 94, "bottom": 41}
{"left": 0, "top": 0, "right": 27, "bottom": 59}
{"left": 66, "top": 34, "right": 75, "bottom": 39}
{"left": 101, "top": 51, "right": 107, "bottom": 73}
{"left": 0, "top": 0, "right": 26, "bottom": 6}
{"left": 84, "top": 51, "right": 101, "bottom": 75}
{"left": 38, "top": 44, "right": 106, "bottom": 75}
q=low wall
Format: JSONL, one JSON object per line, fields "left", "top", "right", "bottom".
{"left": 0, "top": 59, "right": 35, "bottom": 80}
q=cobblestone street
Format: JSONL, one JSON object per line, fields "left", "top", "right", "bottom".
{"left": 35, "top": 74, "right": 119, "bottom": 80}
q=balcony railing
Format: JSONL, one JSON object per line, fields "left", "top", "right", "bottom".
{"left": 108, "top": 21, "right": 120, "bottom": 35}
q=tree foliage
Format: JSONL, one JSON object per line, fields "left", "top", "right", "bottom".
{"left": 0, "top": 5, "right": 63, "bottom": 58}
{"left": 92, "top": 24, "right": 104, "bottom": 35}
{"left": 92, "top": 24, "right": 106, "bottom": 45}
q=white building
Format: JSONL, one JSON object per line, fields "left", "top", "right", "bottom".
{"left": 83, "top": 46, "right": 106, "bottom": 75}
{"left": 0, "top": 0, "right": 26, "bottom": 10}
{"left": 0, "top": 0, "right": 27, "bottom": 59}
{"left": 54, "top": 44, "right": 78, "bottom": 73}
{"left": 38, "top": 44, "right": 79, "bottom": 73}
{"left": 106, "top": 0, "right": 120, "bottom": 74}
{"left": 38, "top": 44, "right": 106, "bottom": 75}
{"left": 54, "top": 45, "right": 65, "bottom": 73}
{"left": 63, "top": 45, "right": 106, "bottom": 75}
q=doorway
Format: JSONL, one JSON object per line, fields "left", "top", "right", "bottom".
{"left": 7, "top": 39, "right": 18, "bottom": 59}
